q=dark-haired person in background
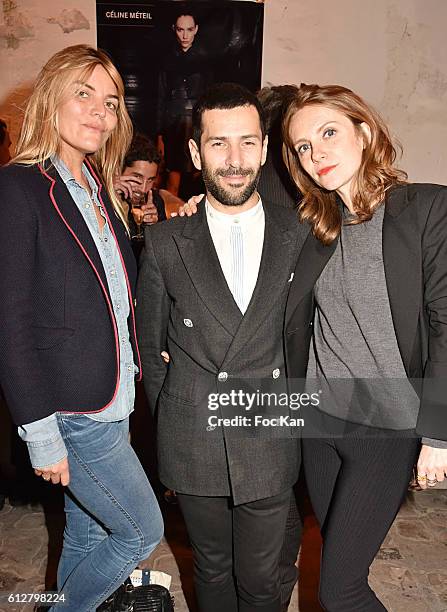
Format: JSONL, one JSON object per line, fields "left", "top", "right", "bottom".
{"left": 114, "top": 133, "right": 167, "bottom": 227}
{"left": 114, "top": 133, "right": 184, "bottom": 257}
{"left": 155, "top": 9, "right": 213, "bottom": 197}
{"left": 257, "top": 86, "right": 300, "bottom": 210}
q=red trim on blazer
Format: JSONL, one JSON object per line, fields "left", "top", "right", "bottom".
{"left": 38, "top": 163, "right": 121, "bottom": 413}
{"left": 85, "top": 159, "right": 143, "bottom": 381}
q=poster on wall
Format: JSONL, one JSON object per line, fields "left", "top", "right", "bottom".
{"left": 96, "top": 0, "right": 264, "bottom": 194}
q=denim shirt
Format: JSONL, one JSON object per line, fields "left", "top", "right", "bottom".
{"left": 18, "top": 157, "right": 137, "bottom": 468}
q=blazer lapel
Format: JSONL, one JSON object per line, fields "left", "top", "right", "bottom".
{"left": 383, "top": 186, "right": 420, "bottom": 372}
{"left": 173, "top": 201, "right": 243, "bottom": 337}
{"left": 223, "top": 202, "right": 299, "bottom": 366}
{"left": 285, "top": 229, "right": 337, "bottom": 328}
{"left": 40, "top": 164, "right": 109, "bottom": 293}
{"left": 85, "top": 160, "right": 137, "bottom": 291}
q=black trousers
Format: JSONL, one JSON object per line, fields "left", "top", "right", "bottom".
{"left": 177, "top": 489, "right": 292, "bottom": 612}
{"left": 302, "top": 413, "right": 419, "bottom": 612}
{"left": 279, "top": 488, "right": 302, "bottom": 611}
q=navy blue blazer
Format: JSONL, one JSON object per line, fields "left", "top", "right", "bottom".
{"left": 0, "top": 161, "right": 141, "bottom": 426}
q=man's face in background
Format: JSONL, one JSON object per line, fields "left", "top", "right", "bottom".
{"left": 122, "top": 160, "right": 158, "bottom": 195}
{"left": 174, "top": 15, "right": 198, "bottom": 52}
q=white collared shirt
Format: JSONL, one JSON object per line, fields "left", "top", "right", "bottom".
{"left": 205, "top": 197, "right": 265, "bottom": 313}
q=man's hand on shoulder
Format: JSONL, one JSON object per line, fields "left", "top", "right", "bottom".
{"left": 175, "top": 193, "right": 204, "bottom": 217}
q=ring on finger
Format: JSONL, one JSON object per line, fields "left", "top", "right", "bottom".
{"left": 427, "top": 478, "right": 437, "bottom": 487}
{"left": 43, "top": 475, "right": 51, "bottom": 481}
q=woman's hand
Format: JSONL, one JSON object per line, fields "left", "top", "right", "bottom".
{"left": 416, "top": 445, "right": 447, "bottom": 489}
{"left": 177, "top": 194, "right": 204, "bottom": 217}
{"left": 35, "top": 457, "right": 70, "bottom": 486}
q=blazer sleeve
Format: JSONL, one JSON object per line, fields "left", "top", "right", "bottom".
{"left": 0, "top": 170, "right": 54, "bottom": 425}
{"left": 136, "top": 227, "right": 170, "bottom": 415}
{"left": 417, "top": 185, "right": 447, "bottom": 440}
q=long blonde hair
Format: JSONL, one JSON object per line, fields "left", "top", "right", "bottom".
{"left": 13, "top": 44, "right": 132, "bottom": 227}
{"left": 282, "top": 84, "right": 407, "bottom": 245}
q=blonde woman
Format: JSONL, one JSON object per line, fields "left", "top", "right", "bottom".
{"left": 0, "top": 45, "right": 163, "bottom": 611}
{"left": 282, "top": 84, "right": 447, "bottom": 611}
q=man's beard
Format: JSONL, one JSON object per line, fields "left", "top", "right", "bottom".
{"left": 201, "top": 163, "right": 261, "bottom": 207}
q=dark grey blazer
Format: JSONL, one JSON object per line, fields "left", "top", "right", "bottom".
{"left": 284, "top": 183, "right": 447, "bottom": 441}
{"left": 136, "top": 198, "right": 306, "bottom": 505}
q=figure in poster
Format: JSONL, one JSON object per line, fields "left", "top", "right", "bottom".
{"left": 155, "top": 9, "right": 213, "bottom": 196}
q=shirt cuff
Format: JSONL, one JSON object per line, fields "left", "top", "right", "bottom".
{"left": 18, "top": 413, "right": 68, "bottom": 469}
{"left": 422, "top": 437, "right": 447, "bottom": 449}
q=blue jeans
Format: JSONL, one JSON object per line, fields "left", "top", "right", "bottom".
{"left": 52, "top": 414, "right": 163, "bottom": 611}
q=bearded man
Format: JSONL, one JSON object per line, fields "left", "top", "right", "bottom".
{"left": 137, "top": 83, "right": 304, "bottom": 612}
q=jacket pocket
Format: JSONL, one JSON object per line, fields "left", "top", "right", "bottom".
{"left": 32, "top": 326, "right": 75, "bottom": 350}
{"left": 160, "top": 386, "right": 196, "bottom": 407}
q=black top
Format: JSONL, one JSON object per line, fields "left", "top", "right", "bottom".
{"left": 155, "top": 42, "right": 213, "bottom": 134}
{"left": 258, "top": 150, "right": 299, "bottom": 209}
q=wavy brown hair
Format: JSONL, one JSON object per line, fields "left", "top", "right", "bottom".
{"left": 282, "top": 84, "right": 407, "bottom": 244}
{"left": 13, "top": 44, "right": 132, "bottom": 228}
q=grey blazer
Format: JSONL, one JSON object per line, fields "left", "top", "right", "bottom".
{"left": 136, "top": 198, "right": 306, "bottom": 504}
